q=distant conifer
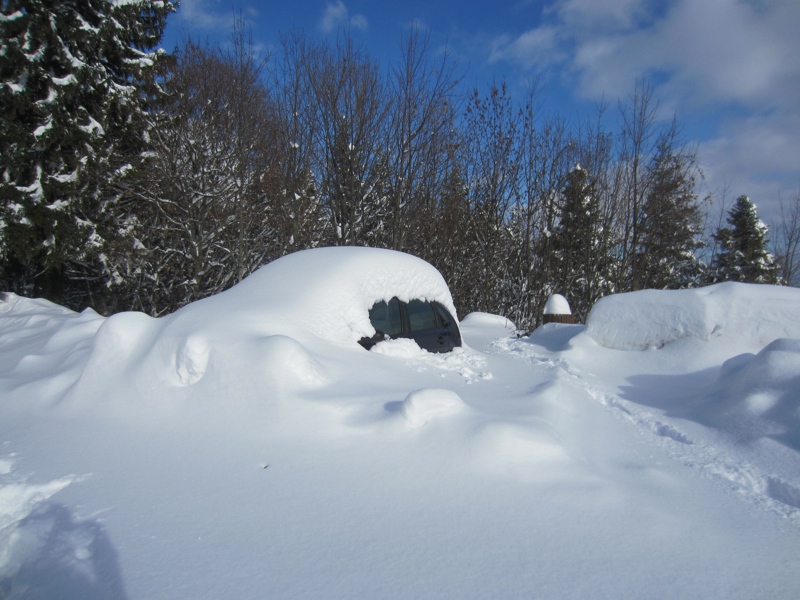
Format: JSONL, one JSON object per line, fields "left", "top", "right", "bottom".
{"left": 713, "top": 195, "right": 778, "bottom": 284}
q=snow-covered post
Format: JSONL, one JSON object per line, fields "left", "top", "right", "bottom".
{"left": 543, "top": 294, "right": 576, "bottom": 324}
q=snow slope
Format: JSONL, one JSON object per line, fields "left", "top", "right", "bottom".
{"left": 1, "top": 252, "right": 799, "bottom": 599}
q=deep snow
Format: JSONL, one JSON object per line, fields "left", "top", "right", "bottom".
{"left": 1, "top": 249, "right": 800, "bottom": 599}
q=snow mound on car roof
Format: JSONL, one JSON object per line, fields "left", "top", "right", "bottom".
{"left": 585, "top": 282, "right": 800, "bottom": 350}
{"left": 170, "top": 246, "right": 458, "bottom": 346}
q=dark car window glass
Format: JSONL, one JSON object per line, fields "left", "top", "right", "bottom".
{"left": 407, "top": 299, "right": 438, "bottom": 332}
{"left": 432, "top": 302, "right": 454, "bottom": 327}
{"left": 368, "top": 298, "right": 402, "bottom": 337}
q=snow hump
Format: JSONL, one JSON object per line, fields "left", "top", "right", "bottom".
{"left": 585, "top": 282, "right": 800, "bottom": 350}
{"left": 398, "top": 388, "right": 466, "bottom": 428}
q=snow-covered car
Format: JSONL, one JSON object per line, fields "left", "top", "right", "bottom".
{"left": 161, "top": 245, "right": 463, "bottom": 354}
{"left": 358, "top": 297, "right": 462, "bottom": 352}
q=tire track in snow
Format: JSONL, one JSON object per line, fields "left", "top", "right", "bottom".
{"left": 489, "top": 337, "right": 800, "bottom": 526}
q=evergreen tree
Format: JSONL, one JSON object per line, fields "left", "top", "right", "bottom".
{"left": 0, "top": 0, "right": 174, "bottom": 307}
{"left": 713, "top": 195, "right": 778, "bottom": 284}
{"left": 635, "top": 132, "right": 705, "bottom": 289}
{"left": 431, "top": 161, "right": 479, "bottom": 317}
{"left": 551, "top": 164, "right": 614, "bottom": 320}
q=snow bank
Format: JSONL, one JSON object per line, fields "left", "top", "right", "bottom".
{"left": 371, "top": 337, "right": 426, "bottom": 358}
{"left": 0, "top": 293, "right": 104, "bottom": 403}
{"left": 460, "top": 312, "right": 516, "bottom": 329}
{"left": 460, "top": 312, "right": 517, "bottom": 331}
{"left": 4, "top": 264, "right": 800, "bottom": 599}
{"left": 459, "top": 312, "right": 517, "bottom": 350}
{"left": 698, "top": 338, "right": 800, "bottom": 450}
{"left": 586, "top": 282, "right": 800, "bottom": 350}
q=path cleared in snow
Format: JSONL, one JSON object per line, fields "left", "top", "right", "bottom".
{"left": 491, "top": 324, "right": 800, "bottom": 525}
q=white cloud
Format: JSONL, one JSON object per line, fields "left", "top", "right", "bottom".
{"left": 319, "top": 1, "right": 369, "bottom": 33}
{"left": 489, "top": 0, "right": 800, "bottom": 219}
{"left": 546, "top": 0, "right": 654, "bottom": 33}
{"left": 349, "top": 13, "right": 368, "bottom": 31}
{"left": 408, "top": 17, "right": 430, "bottom": 32}
{"left": 639, "top": 0, "right": 798, "bottom": 111}
{"left": 489, "top": 26, "right": 563, "bottom": 69}
{"left": 174, "top": 0, "right": 234, "bottom": 31}
{"left": 699, "top": 111, "right": 800, "bottom": 222}
{"left": 492, "top": 0, "right": 800, "bottom": 111}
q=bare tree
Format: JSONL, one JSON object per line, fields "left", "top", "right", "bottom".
{"left": 305, "top": 34, "right": 392, "bottom": 246}
{"left": 701, "top": 178, "right": 734, "bottom": 276}
{"left": 268, "top": 30, "right": 326, "bottom": 256}
{"left": 460, "top": 83, "right": 523, "bottom": 313}
{"left": 773, "top": 188, "right": 800, "bottom": 286}
{"left": 516, "top": 98, "right": 574, "bottom": 328}
{"left": 386, "top": 28, "right": 461, "bottom": 251}
{"left": 617, "top": 80, "right": 659, "bottom": 291}
{"left": 124, "top": 24, "right": 276, "bottom": 314}
{"left": 225, "top": 19, "right": 276, "bottom": 284}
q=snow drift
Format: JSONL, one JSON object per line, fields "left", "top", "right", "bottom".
{"left": 585, "top": 282, "right": 800, "bottom": 350}
{"left": 2, "top": 262, "right": 800, "bottom": 599}
{"left": 396, "top": 388, "right": 466, "bottom": 428}
{"left": 697, "top": 338, "right": 800, "bottom": 451}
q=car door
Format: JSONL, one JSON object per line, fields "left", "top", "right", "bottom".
{"left": 432, "top": 302, "right": 461, "bottom": 349}
{"left": 404, "top": 299, "right": 460, "bottom": 353}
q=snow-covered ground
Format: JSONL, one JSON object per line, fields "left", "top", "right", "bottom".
{"left": 1, "top": 248, "right": 799, "bottom": 599}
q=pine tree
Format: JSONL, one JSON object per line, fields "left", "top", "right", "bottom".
{"left": 635, "top": 132, "right": 705, "bottom": 289}
{"left": 0, "top": 0, "right": 174, "bottom": 307}
{"left": 551, "top": 164, "right": 614, "bottom": 320}
{"left": 713, "top": 195, "right": 778, "bottom": 284}
{"left": 428, "top": 162, "right": 476, "bottom": 317}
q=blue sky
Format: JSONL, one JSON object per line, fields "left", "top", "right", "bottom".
{"left": 161, "top": 0, "right": 800, "bottom": 225}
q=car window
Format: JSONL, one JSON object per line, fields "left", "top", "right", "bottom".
{"left": 407, "top": 299, "right": 438, "bottom": 332}
{"left": 368, "top": 298, "right": 402, "bottom": 337}
{"left": 432, "top": 302, "right": 454, "bottom": 327}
